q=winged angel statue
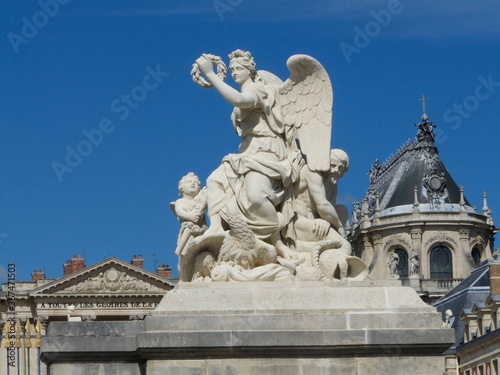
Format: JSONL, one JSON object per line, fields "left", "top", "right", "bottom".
{"left": 176, "top": 50, "right": 367, "bottom": 282}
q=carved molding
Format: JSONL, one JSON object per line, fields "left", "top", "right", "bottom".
{"left": 411, "top": 229, "right": 422, "bottom": 239}
{"left": 372, "top": 234, "right": 383, "bottom": 245}
{"left": 81, "top": 315, "right": 97, "bottom": 322}
{"left": 424, "top": 230, "right": 458, "bottom": 249}
{"left": 459, "top": 229, "right": 470, "bottom": 238}
{"left": 384, "top": 234, "right": 412, "bottom": 252}
{"left": 470, "top": 234, "right": 486, "bottom": 248}
{"left": 61, "top": 268, "right": 165, "bottom": 294}
{"left": 422, "top": 166, "right": 448, "bottom": 204}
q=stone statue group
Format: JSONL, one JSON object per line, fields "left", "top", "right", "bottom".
{"left": 171, "top": 50, "right": 367, "bottom": 282}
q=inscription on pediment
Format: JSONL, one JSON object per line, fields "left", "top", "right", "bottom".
{"left": 61, "top": 268, "right": 165, "bottom": 293}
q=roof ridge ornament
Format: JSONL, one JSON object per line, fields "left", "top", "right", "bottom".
{"left": 414, "top": 95, "right": 437, "bottom": 146}
{"left": 418, "top": 94, "right": 430, "bottom": 120}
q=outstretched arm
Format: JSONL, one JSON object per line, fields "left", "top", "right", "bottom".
{"left": 304, "top": 169, "right": 343, "bottom": 232}
{"left": 196, "top": 56, "right": 255, "bottom": 108}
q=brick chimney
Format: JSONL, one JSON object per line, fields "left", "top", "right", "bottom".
{"left": 63, "top": 255, "right": 86, "bottom": 276}
{"left": 131, "top": 255, "right": 144, "bottom": 269}
{"left": 157, "top": 264, "right": 172, "bottom": 278}
{"left": 490, "top": 261, "right": 500, "bottom": 296}
{"left": 31, "top": 269, "right": 45, "bottom": 281}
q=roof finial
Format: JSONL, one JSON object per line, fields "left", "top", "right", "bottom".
{"left": 459, "top": 186, "right": 466, "bottom": 211}
{"left": 413, "top": 185, "right": 420, "bottom": 212}
{"left": 418, "top": 94, "right": 430, "bottom": 121}
{"left": 483, "top": 190, "right": 490, "bottom": 216}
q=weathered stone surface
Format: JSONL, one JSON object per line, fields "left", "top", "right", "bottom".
{"left": 152, "top": 280, "right": 431, "bottom": 315}
{"left": 50, "top": 363, "right": 143, "bottom": 375}
{"left": 41, "top": 321, "right": 145, "bottom": 366}
{"left": 42, "top": 282, "right": 454, "bottom": 374}
{"left": 147, "top": 357, "right": 444, "bottom": 375}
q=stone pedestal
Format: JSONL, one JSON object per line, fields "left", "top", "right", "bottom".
{"left": 408, "top": 275, "right": 421, "bottom": 289}
{"left": 42, "top": 281, "right": 454, "bottom": 374}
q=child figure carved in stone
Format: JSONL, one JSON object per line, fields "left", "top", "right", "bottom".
{"left": 171, "top": 172, "right": 208, "bottom": 257}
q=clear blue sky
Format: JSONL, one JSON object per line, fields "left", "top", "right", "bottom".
{"left": 1, "top": 0, "right": 499, "bottom": 282}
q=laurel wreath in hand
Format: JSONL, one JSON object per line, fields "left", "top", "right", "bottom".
{"left": 191, "top": 54, "right": 227, "bottom": 88}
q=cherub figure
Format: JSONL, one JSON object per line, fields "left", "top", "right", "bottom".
{"left": 171, "top": 172, "right": 208, "bottom": 257}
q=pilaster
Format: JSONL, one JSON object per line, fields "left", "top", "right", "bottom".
{"left": 459, "top": 229, "right": 471, "bottom": 277}
{"left": 411, "top": 229, "right": 423, "bottom": 277}
{"left": 371, "top": 234, "right": 384, "bottom": 279}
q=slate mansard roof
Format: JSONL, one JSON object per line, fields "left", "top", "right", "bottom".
{"left": 365, "top": 114, "right": 472, "bottom": 215}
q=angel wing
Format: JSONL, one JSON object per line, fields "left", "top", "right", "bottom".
{"left": 278, "top": 55, "right": 333, "bottom": 172}
{"left": 169, "top": 202, "right": 178, "bottom": 219}
{"left": 257, "top": 70, "right": 284, "bottom": 86}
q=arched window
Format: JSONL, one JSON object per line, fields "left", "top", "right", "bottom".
{"left": 394, "top": 248, "right": 408, "bottom": 278}
{"left": 471, "top": 247, "right": 481, "bottom": 267}
{"left": 430, "top": 246, "right": 453, "bottom": 279}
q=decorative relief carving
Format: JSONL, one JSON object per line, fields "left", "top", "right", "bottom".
{"left": 458, "top": 229, "right": 470, "bottom": 237}
{"left": 372, "top": 234, "right": 383, "bottom": 244}
{"left": 411, "top": 229, "right": 422, "bottom": 238}
{"left": 470, "top": 234, "right": 485, "bottom": 248}
{"left": 422, "top": 165, "right": 448, "bottom": 204}
{"left": 424, "top": 230, "right": 458, "bottom": 248}
{"left": 81, "top": 315, "right": 96, "bottom": 322}
{"left": 384, "top": 234, "right": 411, "bottom": 251}
{"left": 61, "top": 268, "right": 165, "bottom": 293}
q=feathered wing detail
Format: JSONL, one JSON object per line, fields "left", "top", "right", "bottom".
{"left": 278, "top": 55, "right": 333, "bottom": 172}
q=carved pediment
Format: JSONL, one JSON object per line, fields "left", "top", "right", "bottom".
{"left": 30, "top": 258, "right": 176, "bottom": 296}
{"left": 60, "top": 268, "right": 166, "bottom": 294}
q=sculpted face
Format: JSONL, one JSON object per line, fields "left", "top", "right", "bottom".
{"left": 182, "top": 176, "right": 200, "bottom": 197}
{"left": 230, "top": 62, "right": 251, "bottom": 85}
{"left": 330, "top": 157, "right": 346, "bottom": 179}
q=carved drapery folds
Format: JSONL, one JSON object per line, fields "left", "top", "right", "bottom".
{"left": 176, "top": 51, "right": 368, "bottom": 283}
